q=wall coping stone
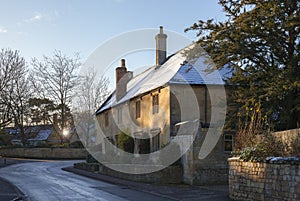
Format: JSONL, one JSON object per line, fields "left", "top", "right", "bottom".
{"left": 228, "top": 156, "right": 300, "bottom": 165}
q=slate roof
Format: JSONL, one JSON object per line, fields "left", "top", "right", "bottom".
{"left": 4, "top": 128, "right": 20, "bottom": 135}
{"left": 169, "top": 58, "right": 233, "bottom": 85}
{"left": 5, "top": 125, "right": 54, "bottom": 141}
{"left": 96, "top": 46, "right": 234, "bottom": 115}
{"left": 27, "top": 128, "right": 53, "bottom": 141}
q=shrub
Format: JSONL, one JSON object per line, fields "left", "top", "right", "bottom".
{"left": 69, "top": 141, "right": 84, "bottom": 148}
{"left": 234, "top": 105, "right": 265, "bottom": 150}
{"left": 86, "top": 153, "right": 98, "bottom": 163}
{"left": 117, "top": 131, "right": 134, "bottom": 153}
{"left": 259, "top": 132, "right": 285, "bottom": 157}
{"left": 233, "top": 132, "right": 285, "bottom": 162}
{"left": 35, "top": 143, "right": 50, "bottom": 148}
{"left": 51, "top": 143, "right": 69, "bottom": 148}
{"left": 0, "top": 130, "right": 11, "bottom": 146}
{"left": 233, "top": 105, "right": 288, "bottom": 161}
{"left": 233, "top": 147, "right": 266, "bottom": 162}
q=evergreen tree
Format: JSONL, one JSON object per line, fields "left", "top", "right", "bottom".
{"left": 186, "top": 0, "right": 300, "bottom": 130}
{"left": 28, "top": 98, "right": 56, "bottom": 125}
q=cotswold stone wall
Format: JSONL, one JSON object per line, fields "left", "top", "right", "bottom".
{"left": 273, "top": 128, "right": 300, "bottom": 156}
{"left": 229, "top": 157, "right": 300, "bottom": 201}
{"left": 0, "top": 148, "right": 88, "bottom": 159}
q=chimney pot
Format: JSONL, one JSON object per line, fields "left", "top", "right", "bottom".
{"left": 121, "top": 59, "right": 126, "bottom": 67}
{"left": 159, "top": 26, "right": 163, "bottom": 34}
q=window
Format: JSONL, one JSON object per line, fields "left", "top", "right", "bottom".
{"left": 150, "top": 128, "right": 161, "bottom": 152}
{"left": 104, "top": 112, "right": 109, "bottom": 127}
{"left": 136, "top": 100, "right": 141, "bottom": 119}
{"left": 152, "top": 133, "right": 160, "bottom": 152}
{"left": 117, "top": 108, "right": 122, "bottom": 124}
{"left": 152, "top": 94, "right": 159, "bottom": 114}
{"left": 224, "top": 134, "right": 233, "bottom": 152}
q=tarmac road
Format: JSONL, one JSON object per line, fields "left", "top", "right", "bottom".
{"left": 0, "top": 159, "right": 231, "bottom": 201}
{"left": 0, "top": 160, "right": 176, "bottom": 201}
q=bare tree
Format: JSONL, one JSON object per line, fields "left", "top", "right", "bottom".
{"left": 0, "top": 49, "right": 35, "bottom": 144}
{"left": 73, "top": 68, "right": 110, "bottom": 147}
{"left": 78, "top": 68, "right": 110, "bottom": 111}
{"left": 6, "top": 72, "right": 34, "bottom": 144}
{"left": 0, "top": 49, "right": 32, "bottom": 132}
{"left": 32, "top": 50, "right": 80, "bottom": 142}
{"left": 0, "top": 49, "right": 23, "bottom": 91}
{"left": 0, "top": 49, "right": 25, "bottom": 127}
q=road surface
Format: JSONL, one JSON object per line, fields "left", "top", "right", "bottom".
{"left": 0, "top": 160, "right": 176, "bottom": 201}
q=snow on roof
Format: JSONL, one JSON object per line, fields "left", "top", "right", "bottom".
{"left": 27, "top": 128, "right": 53, "bottom": 141}
{"left": 4, "top": 128, "right": 20, "bottom": 135}
{"left": 169, "top": 58, "right": 234, "bottom": 85}
{"left": 4, "top": 125, "right": 53, "bottom": 136}
{"left": 263, "top": 157, "right": 300, "bottom": 165}
{"left": 96, "top": 49, "right": 186, "bottom": 114}
{"left": 96, "top": 46, "right": 233, "bottom": 114}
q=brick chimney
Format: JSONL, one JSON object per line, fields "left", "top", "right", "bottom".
{"left": 116, "top": 59, "right": 132, "bottom": 102}
{"left": 53, "top": 113, "right": 58, "bottom": 129}
{"left": 52, "top": 114, "right": 59, "bottom": 131}
{"left": 155, "top": 26, "right": 167, "bottom": 67}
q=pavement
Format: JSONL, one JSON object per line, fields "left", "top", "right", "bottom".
{"left": 0, "top": 177, "right": 25, "bottom": 201}
{"left": 0, "top": 158, "right": 28, "bottom": 201}
{"left": 0, "top": 157, "right": 65, "bottom": 201}
{"left": 63, "top": 166, "right": 232, "bottom": 201}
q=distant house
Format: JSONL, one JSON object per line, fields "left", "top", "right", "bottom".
{"left": 95, "top": 26, "right": 234, "bottom": 185}
{"left": 27, "top": 125, "right": 58, "bottom": 146}
{"left": 4, "top": 125, "right": 61, "bottom": 146}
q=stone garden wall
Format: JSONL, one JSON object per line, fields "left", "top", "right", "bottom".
{"left": 0, "top": 147, "right": 88, "bottom": 159}
{"left": 229, "top": 157, "right": 300, "bottom": 201}
{"left": 273, "top": 128, "right": 300, "bottom": 156}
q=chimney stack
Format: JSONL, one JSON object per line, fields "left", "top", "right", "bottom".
{"left": 53, "top": 113, "right": 58, "bottom": 127}
{"left": 116, "top": 59, "right": 131, "bottom": 102}
{"left": 155, "top": 26, "right": 167, "bottom": 67}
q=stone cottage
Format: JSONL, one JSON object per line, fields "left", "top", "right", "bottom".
{"left": 4, "top": 124, "right": 61, "bottom": 146}
{"left": 95, "top": 26, "right": 234, "bottom": 185}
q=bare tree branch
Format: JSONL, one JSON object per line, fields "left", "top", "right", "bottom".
{"left": 32, "top": 50, "right": 80, "bottom": 142}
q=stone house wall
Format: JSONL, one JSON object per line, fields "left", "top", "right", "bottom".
{"left": 229, "top": 157, "right": 300, "bottom": 201}
{"left": 193, "top": 132, "right": 231, "bottom": 185}
{"left": 96, "top": 86, "right": 171, "bottom": 151}
{"left": 170, "top": 84, "right": 232, "bottom": 185}
{"left": 96, "top": 83, "right": 233, "bottom": 185}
